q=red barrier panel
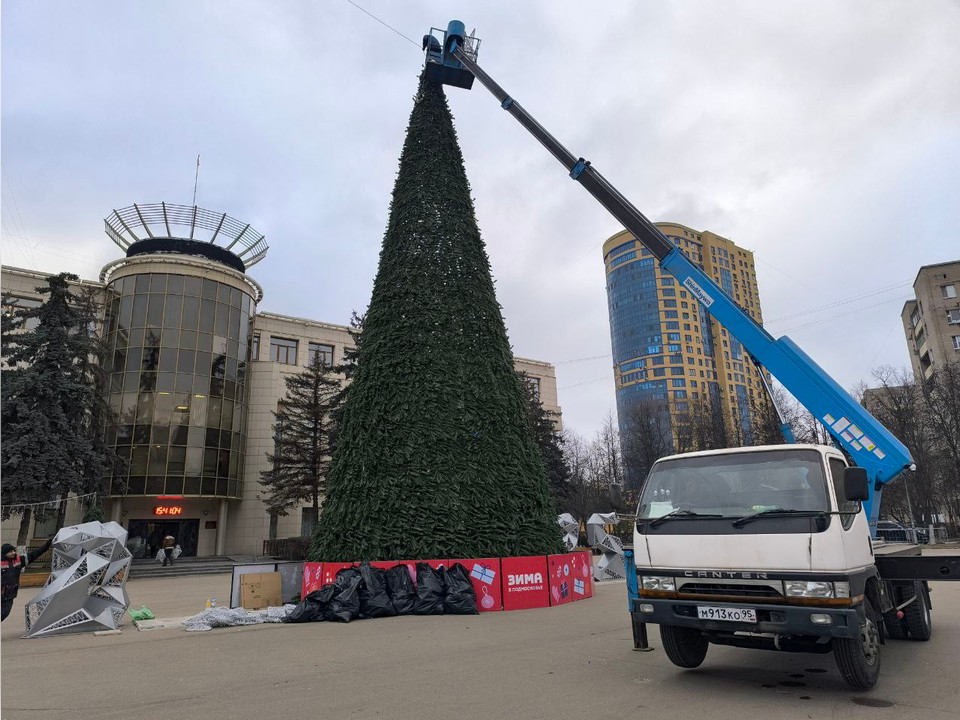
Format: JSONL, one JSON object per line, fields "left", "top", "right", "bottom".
{"left": 501, "top": 555, "right": 550, "bottom": 611}
{"left": 301, "top": 562, "right": 324, "bottom": 597}
{"left": 300, "top": 553, "right": 589, "bottom": 612}
{"left": 547, "top": 554, "right": 576, "bottom": 606}
{"left": 572, "top": 550, "right": 594, "bottom": 600}
{"left": 450, "top": 558, "right": 501, "bottom": 612}
{"left": 321, "top": 562, "right": 358, "bottom": 586}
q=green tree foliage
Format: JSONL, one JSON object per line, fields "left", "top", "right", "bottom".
{"left": 517, "top": 371, "right": 572, "bottom": 512}
{"left": 260, "top": 354, "right": 342, "bottom": 532}
{"left": 2, "top": 274, "right": 122, "bottom": 543}
{"left": 327, "top": 310, "right": 364, "bottom": 455}
{"left": 311, "top": 75, "right": 561, "bottom": 560}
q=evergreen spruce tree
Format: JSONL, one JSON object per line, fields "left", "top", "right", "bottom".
{"left": 517, "top": 372, "right": 572, "bottom": 512}
{"left": 311, "top": 74, "right": 561, "bottom": 560}
{"left": 2, "top": 274, "right": 122, "bottom": 543}
{"left": 260, "top": 354, "right": 342, "bottom": 534}
{"left": 327, "top": 310, "right": 364, "bottom": 455}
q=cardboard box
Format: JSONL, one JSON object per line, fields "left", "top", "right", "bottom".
{"left": 239, "top": 572, "right": 282, "bottom": 610}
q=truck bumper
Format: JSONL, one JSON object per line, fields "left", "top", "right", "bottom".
{"left": 633, "top": 598, "right": 861, "bottom": 639}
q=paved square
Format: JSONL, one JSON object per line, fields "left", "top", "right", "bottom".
{"left": 2, "top": 565, "right": 959, "bottom": 719}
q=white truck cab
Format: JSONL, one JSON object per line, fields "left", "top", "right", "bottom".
{"left": 631, "top": 444, "right": 916, "bottom": 689}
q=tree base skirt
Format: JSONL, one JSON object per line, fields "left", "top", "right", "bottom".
{"left": 301, "top": 550, "right": 594, "bottom": 613}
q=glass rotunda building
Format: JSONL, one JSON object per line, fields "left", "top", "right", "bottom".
{"left": 99, "top": 203, "right": 266, "bottom": 556}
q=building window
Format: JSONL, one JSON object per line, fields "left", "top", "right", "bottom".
{"left": 251, "top": 333, "right": 260, "bottom": 361}
{"left": 948, "top": 309, "right": 960, "bottom": 325}
{"left": 307, "top": 342, "right": 334, "bottom": 367}
{"left": 269, "top": 337, "right": 298, "bottom": 365}
{"left": 2, "top": 296, "right": 42, "bottom": 331}
{"left": 524, "top": 375, "right": 541, "bottom": 401}
{"left": 953, "top": 336, "right": 960, "bottom": 351}
{"left": 941, "top": 284, "right": 957, "bottom": 299}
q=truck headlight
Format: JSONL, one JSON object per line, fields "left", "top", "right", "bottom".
{"left": 641, "top": 575, "right": 676, "bottom": 591}
{"left": 784, "top": 581, "right": 835, "bottom": 598}
{"left": 833, "top": 581, "right": 850, "bottom": 598}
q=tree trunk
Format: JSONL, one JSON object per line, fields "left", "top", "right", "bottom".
{"left": 17, "top": 508, "right": 33, "bottom": 546}
{"left": 54, "top": 490, "right": 70, "bottom": 532}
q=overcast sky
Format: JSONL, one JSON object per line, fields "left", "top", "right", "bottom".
{"left": 3, "top": 1, "right": 958, "bottom": 438}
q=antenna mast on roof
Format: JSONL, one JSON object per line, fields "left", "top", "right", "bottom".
{"left": 192, "top": 154, "right": 201, "bottom": 207}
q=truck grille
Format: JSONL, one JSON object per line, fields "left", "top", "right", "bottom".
{"left": 678, "top": 582, "right": 782, "bottom": 598}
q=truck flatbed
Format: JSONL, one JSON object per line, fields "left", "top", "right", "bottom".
{"left": 873, "top": 544, "right": 960, "bottom": 580}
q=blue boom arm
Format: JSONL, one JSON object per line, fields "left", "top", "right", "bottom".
{"left": 425, "top": 22, "right": 914, "bottom": 525}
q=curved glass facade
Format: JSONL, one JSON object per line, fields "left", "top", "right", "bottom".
{"left": 102, "top": 271, "right": 252, "bottom": 498}
{"left": 605, "top": 239, "right": 670, "bottom": 443}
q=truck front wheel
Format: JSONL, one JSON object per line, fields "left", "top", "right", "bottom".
{"left": 833, "top": 597, "right": 881, "bottom": 690}
{"left": 660, "top": 625, "right": 709, "bottom": 668}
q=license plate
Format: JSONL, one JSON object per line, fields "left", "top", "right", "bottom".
{"left": 697, "top": 605, "right": 757, "bottom": 623}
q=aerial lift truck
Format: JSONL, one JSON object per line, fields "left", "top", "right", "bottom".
{"left": 423, "top": 20, "right": 959, "bottom": 689}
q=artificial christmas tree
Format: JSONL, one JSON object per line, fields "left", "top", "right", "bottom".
{"left": 310, "top": 73, "right": 561, "bottom": 560}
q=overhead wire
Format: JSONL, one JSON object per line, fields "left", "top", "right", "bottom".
{"left": 342, "top": 0, "right": 421, "bottom": 49}
{"left": 559, "top": 375, "right": 611, "bottom": 391}
{"left": 1, "top": 167, "right": 39, "bottom": 269}
{"left": 338, "top": 1, "right": 912, "bottom": 387}
{"left": 764, "top": 280, "right": 913, "bottom": 324}
{"left": 772, "top": 295, "right": 911, "bottom": 334}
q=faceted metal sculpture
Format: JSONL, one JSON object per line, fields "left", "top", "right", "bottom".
{"left": 25, "top": 521, "right": 132, "bottom": 637}
{"left": 557, "top": 513, "right": 580, "bottom": 552}
{"left": 587, "top": 512, "right": 625, "bottom": 581}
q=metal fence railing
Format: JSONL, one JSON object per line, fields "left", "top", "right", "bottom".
{"left": 876, "top": 526, "right": 928, "bottom": 544}
{"left": 262, "top": 537, "right": 310, "bottom": 560}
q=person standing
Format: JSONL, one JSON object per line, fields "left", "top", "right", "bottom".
{"left": 161, "top": 532, "right": 177, "bottom": 566}
{"left": 2, "top": 538, "right": 53, "bottom": 622}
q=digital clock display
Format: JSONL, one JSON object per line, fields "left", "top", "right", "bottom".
{"left": 154, "top": 506, "right": 184, "bottom": 516}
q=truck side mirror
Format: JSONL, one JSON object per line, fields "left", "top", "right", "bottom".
{"left": 843, "top": 467, "right": 869, "bottom": 502}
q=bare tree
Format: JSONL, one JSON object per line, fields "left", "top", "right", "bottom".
{"left": 563, "top": 423, "right": 624, "bottom": 530}
{"left": 918, "top": 361, "right": 960, "bottom": 526}
{"left": 865, "top": 366, "right": 943, "bottom": 525}
{"left": 619, "top": 400, "right": 670, "bottom": 492}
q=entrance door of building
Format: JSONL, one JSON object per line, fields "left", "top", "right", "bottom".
{"left": 127, "top": 519, "right": 200, "bottom": 559}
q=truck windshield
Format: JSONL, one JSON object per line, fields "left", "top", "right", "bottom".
{"left": 636, "top": 449, "right": 829, "bottom": 520}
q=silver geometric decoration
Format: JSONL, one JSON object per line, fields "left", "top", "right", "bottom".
{"left": 557, "top": 513, "right": 580, "bottom": 552}
{"left": 24, "top": 521, "right": 132, "bottom": 637}
{"left": 587, "top": 512, "right": 625, "bottom": 580}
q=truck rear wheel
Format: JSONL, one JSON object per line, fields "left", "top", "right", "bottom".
{"left": 660, "top": 624, "right": 708, "bottom": 668}
{"left": 903, "top": 581, "right": 932, "bottom": 641}
{"left": 833, "top": 597, "right": 881, "bottom": 690}
{"left": 883, "top": 613, "right": 908, "bottom": 640}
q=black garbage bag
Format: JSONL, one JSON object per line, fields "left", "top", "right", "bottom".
{"left": 443, "top": 563, "right": 478, "bottom": 615}
{"left": 285, "top": 584, "right": 336, "bottom": 623}
{"left": 413, "top": 562, "right": 445, "bottom": 615}
{"left": 385, "top": 564, "right": 417, "bottom": 615}
{"left": 326, "top": 569, "right": 362, "bottom": 623}
{"left": 359, "top": 562, "right": 396, "bottom": 619}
